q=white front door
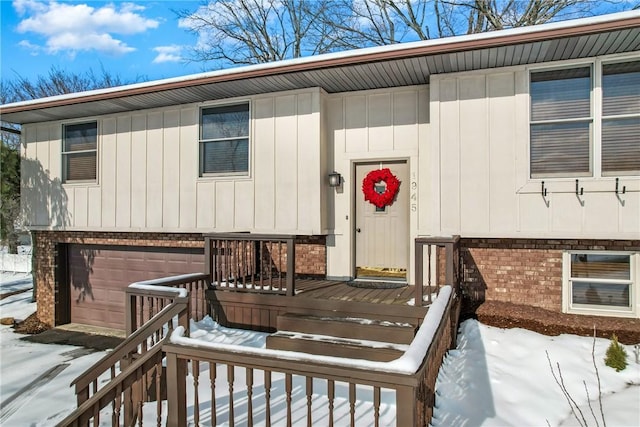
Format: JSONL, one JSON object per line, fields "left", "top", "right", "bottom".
{"left": 355, "top": 161, "right": 409, "bottom": 280}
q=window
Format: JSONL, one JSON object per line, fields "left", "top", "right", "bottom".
{"left": 601, "top": 61, "right": 640, "bottom": 175}
{"left": 63, "top": 122, "right": 97, "bottom": 182}
{"left": 530, "top": 60, "right": 640, "bottom": 178}
{"left": 200, "top": 103, "right": 250, "bottom": 176}
{"left": 564, "top": 252, "right": 638, "bottom": 317}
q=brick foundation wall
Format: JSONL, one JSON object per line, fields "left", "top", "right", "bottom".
{"left": 459, "top": 238, "right": 640, "bottom": 313}
{"left": 281, "top": 236, "right": 326, "bottom": 276}
{"left": 32, "top": 231, "right": 327, "bottom": 327}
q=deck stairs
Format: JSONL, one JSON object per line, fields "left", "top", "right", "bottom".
{"left": 266, "top": 312, "right": 418, "bottom": 362}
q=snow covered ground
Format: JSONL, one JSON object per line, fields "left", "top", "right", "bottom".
{"left": 431, "top": 321, "right": 640, "bottom": 427}
{"left": 0, "top": 272, "right": 33, "bottom": 299}
{"left": 1, "top": 274, "right": 638, "bottom": 426}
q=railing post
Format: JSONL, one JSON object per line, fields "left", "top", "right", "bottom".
{"left": 75, "top": 386, "right": 90, "bottom": 427}
{"left": 76, "top": 385, "right": 89, "bottom": 407}
{"left": 166, "top": 352, "right": 188, "bottom": 427}
{"left": 179, "top": 300, "right": 190, "bottom": 337}
{"left": 444, "top": 242, "right": 454, "bottom": 287}
{"left": 126, "top": 292, "right": 136, "bottom": 336}
{"left": 396, "top": 385, "right": 417, "bottom": 427}
{"left": 123, "top": 291, "right": 137, "bottom": 426}
{"left": 415, "top": 240, "right": 424, "bottom": 307}
{"left": 204, "top": 236, "right": 213, "bottom": 285}
{"left": 452, "top": 237, "right": 460, "bottom": 291}
{"left": 123, "top": 364, "right": 135, "bottom": 426}
{"left": 286, "top": 237, "right": 295, "bottom": 297}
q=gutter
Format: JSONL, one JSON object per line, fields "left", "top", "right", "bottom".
{"left": 1, "top": 126, "right": 21, "bottom": 135}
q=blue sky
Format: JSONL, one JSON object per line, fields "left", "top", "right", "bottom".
{"left": 1, "top": 0, "right": 209, "bottom": 85}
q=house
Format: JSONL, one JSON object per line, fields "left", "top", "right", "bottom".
{"left": 1, "top": 11, "right": 639, "bottom": 334}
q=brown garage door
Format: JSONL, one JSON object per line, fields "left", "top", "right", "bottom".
{"left": 69, "top": 245, "right": 204, "bottom": 330}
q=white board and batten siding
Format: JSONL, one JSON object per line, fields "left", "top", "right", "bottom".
{"left": 429, "top": 67, "right": 640, "bottom": 240}
{"left": 20, "top": 88, "right": 326, "bottom": 235}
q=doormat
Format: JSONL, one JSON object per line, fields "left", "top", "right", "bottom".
{"left": 347, "top": 281, "right": 407, "bottom": 289}
{"left": 355, "top": 267, "right": 406, "bottom": 279}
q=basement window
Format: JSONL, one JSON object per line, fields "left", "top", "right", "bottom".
{"left": 563, "top": 252, "right": 638, "bottom": 317}
{"left": 199, "top": 103, "right": 250, "bottom": 176}
{"left": 62, "top": 121, "right": 98, "bottom": 182}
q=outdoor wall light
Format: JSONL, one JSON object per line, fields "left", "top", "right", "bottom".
{"left": 328, "top": 172, "right": 342, "bottom": 187}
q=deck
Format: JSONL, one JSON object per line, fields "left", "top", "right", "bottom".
{"left": 207, "top": 279, "right": 429, "bottom": 332}
{"left": 295, "top": 279, "right": 418, "bottom": 305}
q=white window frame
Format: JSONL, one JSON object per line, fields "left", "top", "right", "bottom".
{"left": 562, "top": 251, "right": 639, "bottom": 318}
{"left": 62, "top": 121, "right": 98, "bottom": 183}
{"left": 199, "top": 101, "right": 251, "bottom": 178}
{"left": 528, "top": 57, "right": 640, "bottom": 179}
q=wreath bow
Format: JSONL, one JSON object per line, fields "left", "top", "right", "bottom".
{"left": 362, "top": 168, "right": 401, "bottom": 208}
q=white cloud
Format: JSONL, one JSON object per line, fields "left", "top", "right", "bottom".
{"left": 17, "top": 39, "right": 42, "bottom": 55}
{"left": 48, "top": 32, "right": 136, "bottom": 56}
{"left": 13, "top": 1, "right": 159, "bottom": 56}
{"left": 13, "top": 0, "right": 47, "bottom": 15}
{"left": 152, "top": 45, "right": 183, "bottom": 64}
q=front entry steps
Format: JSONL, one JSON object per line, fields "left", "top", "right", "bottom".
{"left": 266, "top": 331, "right": 408, "bottom": 362}
{"left": 275, "top": 312, "right": 417, "bottom": 344}
{"left": 265, "top": 312, "right": 418, "bottom": 362}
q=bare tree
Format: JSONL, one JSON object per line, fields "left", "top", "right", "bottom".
{"left": 179, "top": 0, "right": 632, "bottom": 64}
{"left": 335, "top": 0, "right": 620, "bottom": 47}
{"left": 176, "top": 0, "right": 348, "bottom": 66}
{"left": 3, "top": 65, "right": 131, "bottom": 103}
{"left": 325, "top": 0, "right": 432, "bottom": 48}
{"left": 450, "top": 0, "right": 594, "bottom": 34}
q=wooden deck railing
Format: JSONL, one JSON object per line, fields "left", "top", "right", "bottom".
{"left": 204, "top": 233, "right": 296, "bottom": 296}
{"left": 58, "top": 273, "right": 207, "bottom": 427}
{"left": 164, "top": 286, "right": 458, "bottom": 427}
{"left": 414, "top": 236, "right": 461, "bottom": 306}
{"left": 126, "top": 273, "right": 210, "bottom": 334}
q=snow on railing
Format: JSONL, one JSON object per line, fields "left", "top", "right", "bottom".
{"left": 127, "top": 272, "right": 209, "bottom": 334}
{"left": 128, "top": 272, "right": 209, "bottom": 298}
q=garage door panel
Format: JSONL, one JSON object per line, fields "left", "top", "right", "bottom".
{"left": 145, "top": 252, "right": 166, "bottom": 261}
{"left": 69, "top": 245, "right": 204, "bottom": 330}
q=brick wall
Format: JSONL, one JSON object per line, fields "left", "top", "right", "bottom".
{"left": 289, "top": 236, "right": 326, "bottom": 276}
{"left": 32, "top": 231, "right": 327, "bottom": 327}
{"left": 459, "top": 238, "right": 640, "bottom": 313}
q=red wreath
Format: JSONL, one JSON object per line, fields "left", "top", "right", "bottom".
{"left": 362, "top": 168, "right": 401, "bottom": 208}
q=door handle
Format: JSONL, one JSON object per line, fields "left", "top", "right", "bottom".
{"left": 356, "top": 228, "right": 361, "bottom": 233}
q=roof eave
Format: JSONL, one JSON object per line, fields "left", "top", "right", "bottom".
{"left": 1, "top": 12, "right": 639, "bottom": 118}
